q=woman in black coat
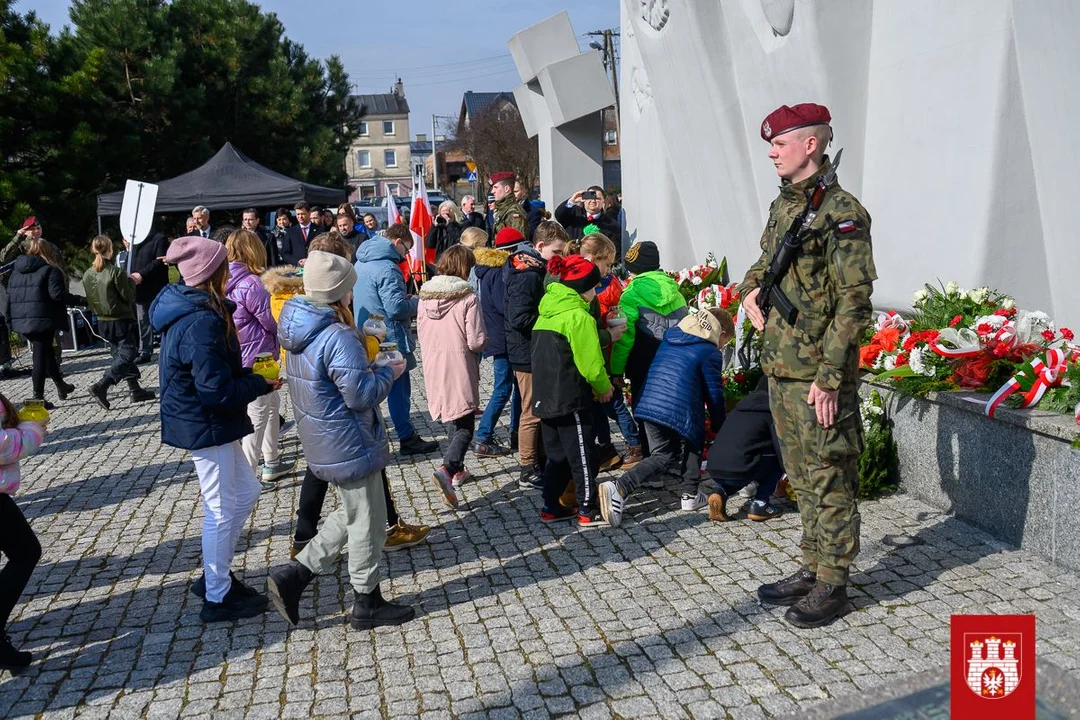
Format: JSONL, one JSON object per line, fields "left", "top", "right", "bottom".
{"left": 424, "top": 201, "right": 463, "bottom": 261}
{"left": 5, "top": 239, "right": 79, "bottom": 404}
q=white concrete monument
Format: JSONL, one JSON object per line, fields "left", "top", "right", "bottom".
{"left": 509, "top": 12, "right": 616, "bottom": 207}
{"left": 620, "top": 0, "right": 1080, "bottom": 326}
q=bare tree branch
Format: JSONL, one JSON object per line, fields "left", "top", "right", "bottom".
{"left": 451, "top": 103, "right": 538, "bottom": 194}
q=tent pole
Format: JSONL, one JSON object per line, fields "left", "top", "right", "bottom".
{"left": 97, "top": 216, "right": 102, "bottom": 235}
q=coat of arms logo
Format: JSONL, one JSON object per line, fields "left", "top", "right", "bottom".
{"left": 762, "top": 120, "right": 772, "bottom": 138}
{"left": 964, "top": 634, "right": 1022, "bottom": 699}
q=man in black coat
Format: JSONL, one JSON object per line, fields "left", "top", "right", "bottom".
{"left": 554, "top": 185, "right": 622, "bottom": 257}
{"left": 459, "top": 195, "right": 488, "bottom": 235}
{"left": 514, "top": 181, "right": 545, "bottom": 242}
{"left": 127, "top": 229, "right": 171, "bottom": 362}
{"left": 242, "top": 208, "right": 280, "bottom": 267}
{"left": 281, "top": 202, "right": 317, "bottom": 266}
{"left": 188, "top": 206, "right": 214, "bottom": 238}
{"left": 698, "top": 376, "right": 785, "bottom": 522}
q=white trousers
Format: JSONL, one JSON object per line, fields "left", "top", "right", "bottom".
{"left": 191, "top": 441, "right": 261, "bottom": 603}
{"left": 242, "top": 390, "right": 281, "bottom": 473}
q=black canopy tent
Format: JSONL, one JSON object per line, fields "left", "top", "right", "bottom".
{"left": 96, "top": 142, "right": 345, "bottom": 219}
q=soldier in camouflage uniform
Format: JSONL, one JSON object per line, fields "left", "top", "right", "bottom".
{"left": 490, "top": 172, "right": 527, "bottom": 237}
{"left": 739, "top": 103, "right": 876, "bottom": 628}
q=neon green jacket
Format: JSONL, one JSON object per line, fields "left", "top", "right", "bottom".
{"left": 611, "top": 270, "right": 686, "bottom": 375}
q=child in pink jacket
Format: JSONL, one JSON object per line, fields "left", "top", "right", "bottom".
{"left": 0, "top": 393, "right": 46, "bottom": 671}
{"left": 416, "top": 245, "right": 487, "bottom": 505}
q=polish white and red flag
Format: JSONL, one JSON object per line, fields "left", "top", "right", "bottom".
{"left": 384, "top": 192, "right": 401, "bottom": 227}
{"left": 410, "top": 174, "right": 434, "bottom": 267}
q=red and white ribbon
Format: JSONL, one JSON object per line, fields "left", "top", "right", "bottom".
{"left": 932, "top": 327, "right": 982, "bottom": 358}
{"left": 985, "top": 348, "right": 1068, "bottom": 418}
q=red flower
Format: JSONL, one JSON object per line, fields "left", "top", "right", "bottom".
{"left": 903, "top": 335, "right": 917, "bottom": 352}
{"left": 895, "top": 353, "right": 909, "bottom": 366}
{"left": 953, "top": 354, "right": 994, "bottom": 389}
{"left": 1062, "top": 327, "right": 1075, "bottom": 341}
{"left": 950, "top": 315, "right": 964, "bottom": 327}
{"left": 976, "top": 323, "right": 993, "bottom": 335}
{"left": 734, "top": 373, "right": 746, "bottom": 384}
{"left": 994, "top": 307, "right": 1017, "bottom": 318}
{"left": 1042, "top": 329, "right": 1056, "bottom": 342}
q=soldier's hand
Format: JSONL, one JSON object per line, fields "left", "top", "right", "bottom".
{"left": 744, "top": 288, "right": 765, "bottom": 331}
{"left": 807, "top": 383, "right": 839, "bottom": 428}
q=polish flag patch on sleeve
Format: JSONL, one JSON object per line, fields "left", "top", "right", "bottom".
{"left": 837, "top": 219, "right": 857, "bottom": 233}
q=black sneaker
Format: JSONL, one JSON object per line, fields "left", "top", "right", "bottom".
{"left": 517, "top": 465, "right": 544, "bottom": 490}
{"left": 190, "top": 571, "right": 261, "bottom": 600}
{"left": 540, "top": 504, "right": 577, "bottom": 523}
{"left": 399, "top": 434, "right": 439, "bottom": 456}
{"left": 266, "top": 561, "right": 314, "bottom": 627}
{"left": 88, "top": 382, "right": 111, "bottom": 410}
{"left": 129, "top": 387, "right": 156, "bottom": 403}
{"left": 199, "top": 583, "right": 268, "bottom": 623}
{"left": 31, "top": 396, "right": 55, "bottom": 411}
{"left": 785, "top": 582, "right": 849, "bottom": 628}
{"left": 56, "top": 380, "right": 76, "bottom": 400}
{"left": 748, "top": 500, "right": 781, "bottom": 521}
{"left": 136, "top": 354, "right": 153, "bottom": 365}
{"left": 472, "top": 439, "right": 510, "bottom": 457}
{"left": 757, "top": 568, "right": 817, "bottom": 606}
{"left": 350, "top": 585, "right": 415, "bottom": 630}
{"left": 0, "top": 634, "right": 31, "bottom": 671}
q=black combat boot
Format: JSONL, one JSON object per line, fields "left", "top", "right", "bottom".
{"left": 757, "top": 568, "right": 817, "bottom": 606}
{"left": 399, "top": 434, "right": 439, "bottom": 456}
{"left": 88, "top": 380, "right": 114, "bottom": 410}
{"left": 127, "top": 378, "right": 156, "bottom": 403}
{"left": 784, "top": 581, "right": 849, "bottom": 629}
{"left": 350, "top": 585, "right": 415, "bottom": 630}
{"left": 267, "top": 561, "right": 315, "bottom": 627}
{"left": 0, "top": 633, "right": 32, "bottom": 671}
{"left": 56, "top": 379, "right": 76, "bottom": 400}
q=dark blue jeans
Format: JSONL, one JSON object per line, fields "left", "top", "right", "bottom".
{"left": 592, "top": 392, "right": 640, "bottom": 447}
{"left": 701, "top": 453, "right": 784, "bottom": 503}
{"left": 476, "top": 355, "right": 520, "bottom": 444}
{"left": 386, "top": 370, "right": 415, "bottom": 442}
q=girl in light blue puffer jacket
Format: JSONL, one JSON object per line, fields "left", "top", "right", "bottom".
{"left": 267, "top": 251, "right": 416, "bottom": 631}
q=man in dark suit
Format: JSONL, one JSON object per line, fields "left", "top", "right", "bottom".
{"left": 189, "top": 205, "right": 214, "bottom": 238}
{"left": 514, "top": 181, "right": 545, "bottom": 242}
{"left": 554, "top": 185, "right": 622, "bottom": 257}
{"left": 280, "top": 201, "right": 316, "bottom": 265}
{"left": 242, "top": 208, "right": 280, "bottom": 267}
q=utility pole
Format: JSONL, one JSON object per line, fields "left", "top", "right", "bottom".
{"left": 431, "top": 113, "right": 438, "bottom": 191}
{"left": 587, "top": 30, "right": 621, "bottom": 133}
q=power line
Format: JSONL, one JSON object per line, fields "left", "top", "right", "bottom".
{"left": 345, "top": 52, "right": 513, "bottom": 77}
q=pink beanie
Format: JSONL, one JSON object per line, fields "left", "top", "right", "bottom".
{"left": 166, "top": 236, "right": 228, "bottom": 286}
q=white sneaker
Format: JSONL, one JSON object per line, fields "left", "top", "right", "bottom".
{"left": 738, "top": 481, "right": 758, "bottom": 498}
{"left": 681, "top": 492, "right": 707, "bottom": 511}
{"left": 451, "top": 469, "right": 472, "bottom": 488}
{"left": 598, "top": 481, "right": 626, "bottom": 528}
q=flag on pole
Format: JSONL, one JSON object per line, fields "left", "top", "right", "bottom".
{"left": 385, "top": 192, "right": 401, "bottom": 227}
{"left": 410, "top": 174, "right": 435, "bottom": 267}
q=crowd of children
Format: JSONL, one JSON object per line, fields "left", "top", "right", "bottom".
{"left": 1, "top": 212, "right": 792, "bottom": 656}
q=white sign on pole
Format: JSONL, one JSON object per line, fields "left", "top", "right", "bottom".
{"left": 119, "top": 179, "right": 159, "bottom": 274}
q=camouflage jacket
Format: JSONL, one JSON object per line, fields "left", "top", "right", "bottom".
{"left": 739, "top": 156, "right": 876, "bottom": 391}
{"left": 493, "top": 195, "right": 527, "bottom": 237}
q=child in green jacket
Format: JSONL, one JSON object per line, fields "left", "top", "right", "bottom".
{"left": 82, "top": 236, "right": 156, "bottom": 409}
{"left": 530, "top": 255, "right": 612, "bottom": 526}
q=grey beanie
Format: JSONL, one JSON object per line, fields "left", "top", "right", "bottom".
{"left": 302, "top": 251, "right": 357, "bottom": 304}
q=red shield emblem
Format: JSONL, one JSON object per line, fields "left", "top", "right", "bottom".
{"left": 951, "top": 615, "right": 1035, "bottom": 719}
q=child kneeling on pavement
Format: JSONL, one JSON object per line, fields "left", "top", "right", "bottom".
{"left": 268, "top": 251, "right": 414, "bottom": 630}
{"left": 700, "top": 375, "right": 785, "bottom": 522}
{"left": 531, "top": 255, "right": 612, "bottom": 526}
{"left": 599, "top": 308, "right": 733, "bottom": 528}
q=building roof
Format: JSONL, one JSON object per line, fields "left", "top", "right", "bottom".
{"left": 411, "top": 141, "right": 433, "bottom": 155}
{"left": 461, "top": 91, "right": 517, "bottom": 122}
{"left": 354, "top": 92, "right": 410, "bottom": 116}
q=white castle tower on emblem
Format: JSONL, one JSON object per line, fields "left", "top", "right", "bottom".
{"left": 966, "top": 637, "right": 1020, "bottom": 697}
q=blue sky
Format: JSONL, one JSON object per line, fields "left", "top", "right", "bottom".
{"left": 25, "top": 0, "right": 618, "bottom": 138}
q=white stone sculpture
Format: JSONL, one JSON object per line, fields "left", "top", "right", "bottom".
{"left": 509, "top": 12, "right": 616, "bottom": 207}
{"left": 620, "top": 0, "right": 1080, "bottom": 326}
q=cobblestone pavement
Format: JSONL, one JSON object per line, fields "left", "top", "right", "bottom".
{"left": 2, "top": 347, "right": 1080, "bottom": 719}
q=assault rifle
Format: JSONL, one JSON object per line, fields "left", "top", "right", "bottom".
{"left": 739, "top": 149, "right": 843, "bottom": 368}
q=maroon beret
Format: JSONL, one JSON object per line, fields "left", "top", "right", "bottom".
{"left": 761, "top": 103, "right": 831, "bottom": 142}
{"left": 490, "top": 172, "right": 516, "bottom": 185}
{"left": 20, "top": 216, "right": 39, "bottom": 230}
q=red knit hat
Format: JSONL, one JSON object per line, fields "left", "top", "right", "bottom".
{"left": 760, "top": 103, "right": 831, "bottom": 142}
{"left": 547, "top": 255, "right": 601, "bottom": 294}
{"left": 490, "top": 172, "right": 516, "bottom": 186}
{"left": 495, "top": 227, "right": 524, "bottom": 248}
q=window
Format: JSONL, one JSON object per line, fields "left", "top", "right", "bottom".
{"left": 358, "top": 121, "right": 368, "bottom": 136}
{"left": 383, "top": 120, "right": 395, "bottom": 136}
{"left": 386, "top": 183, "right": 399, "bottom": 196}
{"left": 384, "top": 149, "right": 397, "bottom": 167}
{"left": 604, "top": 129, "right": 618, "bottom": 145}
{"left": 357, "top": 150, "right": 371, "bottom": 168}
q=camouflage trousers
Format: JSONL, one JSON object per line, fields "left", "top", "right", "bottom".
{"left": 768, "top": 377, "right": 863, "bottom": 586}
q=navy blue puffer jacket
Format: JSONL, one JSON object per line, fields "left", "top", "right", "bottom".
{"left": 278, "top": 296, "right": 395, "bottom": 484}
{"left": 473, "top": 247, "right": 510, "bottom": 358}
{"left": 633, "top": 326, "right": 726, "bottom": 451}
{"left": 150, "top": 284, "right": 270, "bottom": 451}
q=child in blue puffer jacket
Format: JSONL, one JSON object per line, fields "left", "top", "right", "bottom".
{"left": 267, "top": 251, "right": 415, "bottom": 631}
{"left": 598, "top": 308, "right": 734, "bottom": 528}
{"left": 151, "top": 237, "right": 280, "bottom": 624}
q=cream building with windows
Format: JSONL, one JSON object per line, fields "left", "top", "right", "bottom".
{"left": 346, "top": 79, "right": 412, "bottom": 201}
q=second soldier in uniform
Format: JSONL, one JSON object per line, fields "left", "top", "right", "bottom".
{"left": 740, "top": 103, "right": 876, "bottom": 628}
{"left": 490, "top": 172, "right": 527, "bottom": 238}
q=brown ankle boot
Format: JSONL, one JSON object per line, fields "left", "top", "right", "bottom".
{"left": 559, "top": 480, "right": 577, "bottom": 508}
{"left": 621, "top": 446, "right": 644, "bottom": 470}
